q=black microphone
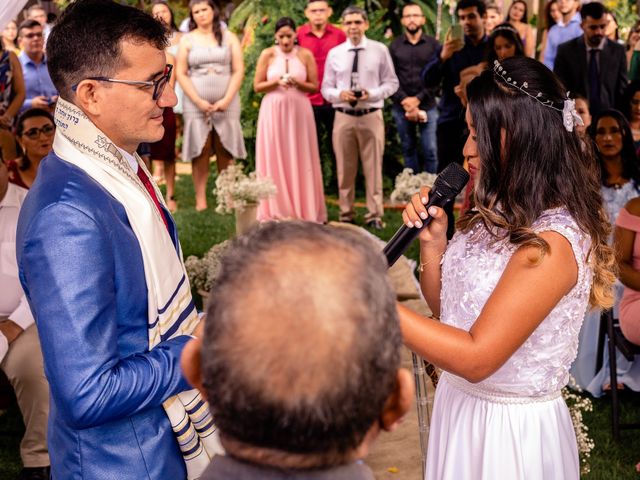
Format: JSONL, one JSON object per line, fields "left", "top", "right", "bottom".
{"left": 383, "top": 163, "right": 470, "bottom": 267}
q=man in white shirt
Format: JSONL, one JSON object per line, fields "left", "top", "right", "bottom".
{"left": 322, "top": 6, "right": 398, "bottom": 230}
{"left": 0, "top": 160, "right": 50, "bottom": 480}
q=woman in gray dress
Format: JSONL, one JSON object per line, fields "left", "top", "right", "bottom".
{"left": 177, "top": 0, "right": 246, "bottom": 211}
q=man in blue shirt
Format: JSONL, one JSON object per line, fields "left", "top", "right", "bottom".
{"left": 542, "top": 0, "right": 582, "bottom": 70}
{"left": 17, "top": 20, "right": 57, "bottom": 113}
{"left": 421, "top": 0, "right": 487, "bottom": 238}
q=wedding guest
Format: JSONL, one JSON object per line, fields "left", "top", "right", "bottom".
{"left": 554, "top": 2, "right": 628, "bottom": 117}
{"left": 484, "top": 3, "right": 502, "bottom": 35}
{"left": 181, "top": 221, "right": 413, "bottom": 480}
{"left": 422, "top": 0, "right": 487, "bottom": 238}
{"left": 26, "top": 5, "right": 52, "bottom": 45}
{"left": 6, "top": 109, "right": 54, "bottom": 189}
{"left": 390, "top": 2, "right": 439, "bottom": 174}
{"left": 539, "top": 0, "right": 562, "bottom": 63}
{"left": 151, "top": 0, "right": 181, "bottom": 212}
{"left": 571, "top": 110, "right": 640, "bottom": 395}
{"left": 401, "top": 56, "right": 614, "bottom": 479}
{"left": 542, "top": 0, "right": 582, "bottom": 70}
{"left": 177, "top": 0, "right": 246, "bottom": 211}
{"left": 505, "top": 0, "right": 534, "bottom": 57}
{"left": 297, "top": 0, "right": 346, "bottom": 185}
{"left": 623, "top": 80, "right": 640, "bottom": 152}
{"left": 322, "top": 6, "right": 398, "bottom": 229}
{"left": 625, "top": 21, "right": 640, "bottom": 68}
{"left": 605, "top": 12, "right": 619, "bottom": 42}
{"left": 18, "top": 20, "right": 57, "bottom": 114}
{"left": 0, "top": 38, "right": 25, "bottom": 162}
{"left": 616, "top": 198, "right": 640, "bottom": 345}
{"left": 2, "top": 20, "right": 19, "bottom": 55}
{"left": 572, "top": 93, "right": 592, "bottom": 137}
{"left": 254, "top": 17, "right": 327, "bottom": 223}
{"left": 0, "top": 159, "right": 51, "bottom": 480}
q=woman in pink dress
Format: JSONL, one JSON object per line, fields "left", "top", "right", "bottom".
{"left": 253, "top": 17, "right": 327, "bottom": 223}
{"left": 616, "top": 198, "right": 640, "bottom": 344}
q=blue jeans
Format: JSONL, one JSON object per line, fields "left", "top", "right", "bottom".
{"left": 392, "top": 104, "right": 438, "bottom": 174}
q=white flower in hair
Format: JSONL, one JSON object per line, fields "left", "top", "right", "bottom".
{"left": 562, "top": 96, "right": 584, "bottom": 133}
{"left": 492, "top": 60, "right": 582, "bottom": 133}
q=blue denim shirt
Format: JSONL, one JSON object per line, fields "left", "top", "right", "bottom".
{"left": 543, "top": 12, "right": 583, "bottom": 70}
{"left": 18, "top": 52, "right": 57, "bottom": 112}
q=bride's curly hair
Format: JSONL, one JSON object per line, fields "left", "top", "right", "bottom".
{"left": 459, "top": 56, "right": 615, "bottom": 308}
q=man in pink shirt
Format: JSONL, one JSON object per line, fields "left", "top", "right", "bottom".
{"left": 297, "top": 0, "right": 346, "bottom": 177}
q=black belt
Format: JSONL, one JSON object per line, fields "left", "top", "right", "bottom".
{"left": 335, "top": 107, "right": 379, "bottom": 117}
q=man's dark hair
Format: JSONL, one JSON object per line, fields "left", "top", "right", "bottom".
{"left": 306, "top": 0, "right": 329, "bottom": 5}
{"left": 341, "top": 5, "right": 368, "bottom": 22}
{"left": 203, "top": 222, "right": 401, "bottom": 462}
{"left": 456, "top": 0, "right": 487, "bottom": 17}
{"left": 402, "top": 2, "right": 424, "bottom": 15}
{"left": 581, "top": 1, "right": 607, "bottom": 21}
{"left": 47, "top": 0, "right": 167, "bottom": 101}
{"left": 18, "top": 19, "right": 41, "bottom": 37}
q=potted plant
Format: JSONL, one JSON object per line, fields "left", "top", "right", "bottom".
{"left": 213, "top": 163, "right": 276, "bottom": 234}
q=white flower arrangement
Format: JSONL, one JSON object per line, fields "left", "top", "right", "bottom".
{"left": 213, "top": 163, "right": 277, "bottom": 214}
{"left": 390, "top": 168, "right": 438, "bottom": 204}
{"left": 562, "top": 375, "right": 595, "bottom": 475}
{"left": 185, "top": 240, "right": 232, "bottom": 293}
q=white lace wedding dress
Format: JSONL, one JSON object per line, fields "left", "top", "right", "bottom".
{"left": 425, "top": 208, "right": 591, "bottom": 480}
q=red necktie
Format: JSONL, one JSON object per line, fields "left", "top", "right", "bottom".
{"left": 136, "top": 166, "right": 170, "bottom": 231}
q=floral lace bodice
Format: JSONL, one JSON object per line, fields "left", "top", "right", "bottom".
{"left": 440, "top": 208, "right": 592, "bottom": 396}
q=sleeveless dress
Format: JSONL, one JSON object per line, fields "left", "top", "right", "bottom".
{"left": 570, "top": 182, "right": 640, "bottom": 395}
{"left": 182, "top": 31, "right": 246, "bottom": 161}
{"left": 426, "top": 208, "right": 591, "bottom": 480}
{"left": 618, "top": 207, "right": 640, "bottom": 344}
{"left": 255, "top": 48, "right": 327, "bottom": 223}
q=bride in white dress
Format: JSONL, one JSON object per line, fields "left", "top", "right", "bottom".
{"left": 399, "top": 57, "right": 616, "bottom": 479}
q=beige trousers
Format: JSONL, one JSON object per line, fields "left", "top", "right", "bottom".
{"left": 0, "top": 323, "right": 50, "bottom": 467}
{"left": 332, "top": 110, "right": 385, "bottom": 222}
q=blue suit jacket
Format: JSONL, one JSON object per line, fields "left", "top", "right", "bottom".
{"left": 16, "top": 153, "right": 191, "bottom": 479}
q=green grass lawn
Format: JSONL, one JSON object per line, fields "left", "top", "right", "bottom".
{"left": 1, "top": 169, "right": 638, "bottom": 478}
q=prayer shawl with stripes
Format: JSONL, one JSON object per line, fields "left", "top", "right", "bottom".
{"left": 53, "top": 98, "right": 222, "bottom": 479}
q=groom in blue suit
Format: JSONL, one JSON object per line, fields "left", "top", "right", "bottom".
{"left": 15, "top": 1, "right": 209, "bottom": 478}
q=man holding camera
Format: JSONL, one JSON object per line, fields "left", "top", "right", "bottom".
{"left": 321, "top": 6, "right": 398, "bottom": 230}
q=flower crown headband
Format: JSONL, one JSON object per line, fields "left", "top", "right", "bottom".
{"left": 491, "top": 24, "right": 518, "bottom": 35}
{"left": 492, "top": 60, "right": 583, "bottom": 133}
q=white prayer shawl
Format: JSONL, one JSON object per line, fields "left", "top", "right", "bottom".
{"left": 53, "top": 98, "right": 222, "bottom": 479}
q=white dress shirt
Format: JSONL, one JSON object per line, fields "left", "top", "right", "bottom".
{"left": 0, "top": 183, "right": 34, "bottom": 359}
{"left": 322, "top": 36, "right": 399, "bottom": 109}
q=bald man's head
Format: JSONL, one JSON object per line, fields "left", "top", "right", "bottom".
{"left": 203, "top": 222, "right": 401, "bottom": 462}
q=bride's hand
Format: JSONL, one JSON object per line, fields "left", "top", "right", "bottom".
{"left": 402, "top": 186, "right": 448, "bottom": 244}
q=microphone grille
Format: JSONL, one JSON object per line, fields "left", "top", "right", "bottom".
{"left": 432, "top": 163, "right": 470, "bottom": 199}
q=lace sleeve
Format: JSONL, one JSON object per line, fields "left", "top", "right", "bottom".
{"left": 532, "top": 209, "right": 591, "bottom": 296}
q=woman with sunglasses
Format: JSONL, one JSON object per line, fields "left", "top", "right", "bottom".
{"left": 6, "top": 108, "right": 54, "bottom": 189}
{"left": 177, "top": 0, "right": 246, "bottom": 211}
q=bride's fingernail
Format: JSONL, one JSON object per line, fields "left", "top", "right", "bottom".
{"left": 419, "top": 212, "right": 428, "bottom": 220}
{"left": 406, "top": 221, "right": 414, "bottom": 228}
{"left": 414, "top": 220, "right": 423, "bottom": 228}
{"left": 421, "top": 197, "right": 428, "bottom": 204}
{"left": 428, "top": 207, "right": 437, "bottom": 215}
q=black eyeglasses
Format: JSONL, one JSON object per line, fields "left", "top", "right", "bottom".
{"left": 22, "top": 32, "right": 43, "bottom": 39}
{"left": 71, "top": 64, "right": 173, "bottom": 101}
{"left": 22, "top": 124, "right": 55, "bottom": 139}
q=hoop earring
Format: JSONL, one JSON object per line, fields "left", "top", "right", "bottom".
{"left": 274, "top": 39, "right": 279, "bottom": 45}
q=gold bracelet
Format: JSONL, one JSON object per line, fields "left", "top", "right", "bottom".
{"left": 418, "top": 252, "right": 444, "bottom": 272}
